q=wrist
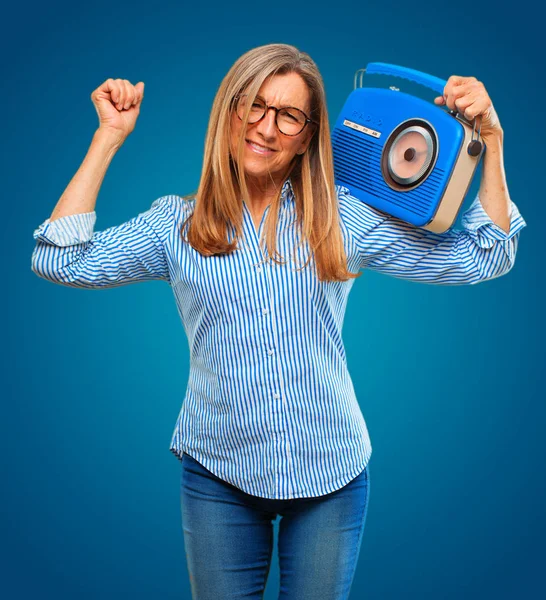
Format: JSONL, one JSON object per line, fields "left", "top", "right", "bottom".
{"left": 94, "top": 127, "right": 125, "bottom": 151}
{"left": 482, "top": 129, "right": 504, "bottom": 147}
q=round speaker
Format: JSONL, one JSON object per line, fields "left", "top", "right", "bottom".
{"left": 381, "top": 119, "right": 438, "bottom": 191}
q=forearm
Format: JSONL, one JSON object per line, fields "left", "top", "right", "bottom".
{"left": 477, "top": 131, "right": 511, "bottom": 234}
{"left": 48, "top": 128, "right": 123, "bottom": 223}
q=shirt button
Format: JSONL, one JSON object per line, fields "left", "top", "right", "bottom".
{"left": 273, "top": 393, "right": 280, "bottom": 399}
{"left": 256, "top": 267, "right": 262, "bottom": 273}
{"left": 262, "top": 308, "right": 268, "bottom": 315}
{"left": 267, "top": 349, "right": 274, "bottom": 356}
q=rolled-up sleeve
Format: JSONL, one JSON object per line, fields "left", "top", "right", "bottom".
{"left": 31, "top": 195, "right": 175, "bottom": 288}
{"left": 337, "top": 185, "right": 527, "bottom": 285}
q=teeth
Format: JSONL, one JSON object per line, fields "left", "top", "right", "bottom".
{"left": 248, "top": 141, "right": 272, "bottom": 151}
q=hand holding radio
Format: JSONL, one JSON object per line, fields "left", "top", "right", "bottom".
{"left": 91, "top": 78, "right": 145, "bottom": 143}
{"left": 433, "top": 76, "right": 503, "bottom": 142}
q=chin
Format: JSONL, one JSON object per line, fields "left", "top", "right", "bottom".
{"left": 243, "top": 162, "right": 277, "bottom": 178}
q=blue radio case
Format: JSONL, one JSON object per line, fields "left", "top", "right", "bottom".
{"left": 332, "top": 62, "right": 486, "bottom": 233}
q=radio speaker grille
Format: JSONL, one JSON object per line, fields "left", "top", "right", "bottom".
{"left": 332, "top": 129, "right": 445, "bottom": 218}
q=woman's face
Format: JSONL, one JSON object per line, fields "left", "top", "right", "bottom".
{"left": 230, "top": 72, "right": 314, "bottom": 191}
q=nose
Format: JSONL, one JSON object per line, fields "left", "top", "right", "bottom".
{"left": 254, "top": 107, "right": 277, "bottom": 140}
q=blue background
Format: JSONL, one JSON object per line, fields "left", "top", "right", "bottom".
{"left": 5, "top": 0, "right": 544, "bottom": 598}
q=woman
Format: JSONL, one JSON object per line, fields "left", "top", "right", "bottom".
{"left": 31, "top": 44, "right": 526, "bottom": 599}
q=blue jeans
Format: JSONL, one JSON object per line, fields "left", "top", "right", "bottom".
{"left": 179, "top": 451, "right": 371, "bottom": 599}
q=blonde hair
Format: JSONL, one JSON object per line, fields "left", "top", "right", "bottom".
{"left": 181, "top": 42, "right": 361, "bottom": 282}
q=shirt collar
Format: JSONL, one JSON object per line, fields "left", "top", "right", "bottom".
{"left": 281, "top": 177, "right": 295, "bottom": 207}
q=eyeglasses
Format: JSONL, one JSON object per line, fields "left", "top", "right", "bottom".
{"left": 233, "top": 94, "right": 316, "bottom": 136}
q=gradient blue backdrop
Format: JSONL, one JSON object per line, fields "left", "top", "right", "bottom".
{"left": 5, "top": 0, "right": 544, "bottom": 598}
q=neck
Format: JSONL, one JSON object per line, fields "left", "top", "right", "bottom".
{"left": 241, "top": 171, "right": 290, "bottom": 211}
{"left": 246, "top": 183, "right": 279, "bottom": 210}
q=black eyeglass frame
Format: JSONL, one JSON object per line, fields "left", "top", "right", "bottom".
{"left": 233, "top": 94, "right": 318, "bottom": 137}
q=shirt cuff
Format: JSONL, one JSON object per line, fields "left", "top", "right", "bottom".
{"left": 33, "top": 211, "right": 97, "bottom": 247}
{"left": 460, "top": 194, "right": 527, "bottom": 249}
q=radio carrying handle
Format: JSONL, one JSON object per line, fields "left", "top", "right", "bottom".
{"left": 354, "top": 62, "right": 447, "bottom": 95}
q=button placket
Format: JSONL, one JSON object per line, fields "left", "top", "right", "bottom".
{"left": 242, "top": 194, "right": 294, "bottom": 497}
{"left": 270, "top": 192, "right": 295, "bottom": 495}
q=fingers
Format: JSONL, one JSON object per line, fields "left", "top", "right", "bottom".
{"left": 434, "top": 76, "right": 496, "bottom": 129}
{"left": 107, "top": 79, "right": 143, "bottom": 111}
{"left": 133, "top": 82, "right": 144, "bottom": 106}
{"left": 123, "top": 80, "right": 134, "bottom": 110}
{"left": 115, "top": 79, "right": 128, "bottom": 110}
{"left": 440, "top": 77, "right": 482, "bottom": 112}
{"left": 440, "top": 78, "right": 489, "bottom": 121}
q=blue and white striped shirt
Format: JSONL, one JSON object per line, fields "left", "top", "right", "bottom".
{"left": 31, "top": 179, "right": 527, "bottom": 499}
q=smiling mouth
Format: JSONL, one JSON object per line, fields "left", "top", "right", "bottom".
{"left": 246, "top": 139, "right": 276, "bottom": 153}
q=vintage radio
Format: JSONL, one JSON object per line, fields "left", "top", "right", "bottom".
{"left": 332, "top": 62, "right": 486, "bottom": 233}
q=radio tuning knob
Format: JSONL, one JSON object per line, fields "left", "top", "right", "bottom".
{"left": 467, "top": 140, "right": 483, "bottom": 156}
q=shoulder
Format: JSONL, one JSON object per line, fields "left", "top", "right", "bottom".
{"left": 171, "top": 194, "right": 196, "bottom": 215}
{"left": 140, "top": 195, "right": 196, "bottom": 242}
{"left": 153, "top": 194, "right": 196, "bottom": 228}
